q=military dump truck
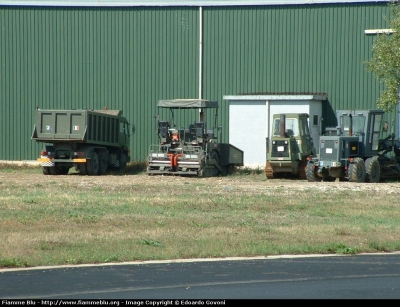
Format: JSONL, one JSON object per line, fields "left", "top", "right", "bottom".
{"left": 265, "top": 113, "right": 316, "bottom": 179}
{"left": 306, "top": 109, "right": 400, "bottom": 182}
{"left": 147, "top": 99, "right": 244, "bottom": 177}
{"left": 31, "top": 107, "right": 134, "bottom": 175}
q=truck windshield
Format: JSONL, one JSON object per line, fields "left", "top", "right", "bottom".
{"left": 272, "top": 118, "right": 299, "bottom": 137}
{"left": 341, "top": 115, "right": 365, "bottom": 136}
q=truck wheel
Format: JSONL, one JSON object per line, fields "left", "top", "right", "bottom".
{"left": 349, "top": 158, "right": 366, "bottom": 182}
{"left": 79, "top": 164, "right": 88, "bottom": 175}
{"left": 118, "top": 152, "right": 128, "bottom": 171}
{"left": 306, "top": 162, "right": 320, "bottom": 182}
{"left": 220, "top": 165, "right": 227, "bottom": 176}
{"left": 210, "top": 151, "right": 220, "bottom": 176}
{"left": 365, "top": 156, "right": 380, "bottom": 183}
{"left": 298, "top": 160, "right": 307, "bottom": 179}
{"left": 86, "top": 152, "right": 99, "bottom": 175}
{"left": 98, "top": 152, "right": 108, "bottom": 175}
{"left": 42, "top": 167, "right": 51, "bottom": 175}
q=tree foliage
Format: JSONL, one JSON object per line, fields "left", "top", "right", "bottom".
{"left": 366, "top": 0, "right": 400, "bottom": 112}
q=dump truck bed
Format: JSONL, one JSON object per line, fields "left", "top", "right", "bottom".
{"left": 31, "top": 109, "right": 124, "bottom": 147}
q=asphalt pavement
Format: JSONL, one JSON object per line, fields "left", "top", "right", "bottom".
{"left": 1, "top": 253, "right": 400, "bottom": 299}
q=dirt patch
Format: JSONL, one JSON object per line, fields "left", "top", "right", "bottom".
{"left": 3, "top": 170, "right": 400, "bottom": 194}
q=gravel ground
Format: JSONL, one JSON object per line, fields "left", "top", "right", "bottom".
{"left": 2, "top": 169, "right": 400, "bottom": 194}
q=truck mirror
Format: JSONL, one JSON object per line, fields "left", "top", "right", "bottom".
{"left": 383, "top": 121, "right": 389, "bottom": 132}
{"left": 131, "top": 124, "right": 136, "bottom": 134}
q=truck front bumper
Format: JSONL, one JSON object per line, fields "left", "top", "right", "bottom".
{"left": 268, "top": 161, "right": 298, "bottom": 173}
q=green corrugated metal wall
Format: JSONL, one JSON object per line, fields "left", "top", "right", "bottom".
{"left": 203, "top": 4, "right": 392, "bottom": 133}
{"left": 0, "top": 3, "right": 393, "bottom": 161}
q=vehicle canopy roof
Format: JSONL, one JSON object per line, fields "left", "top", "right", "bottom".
{"left": 158, "top": 99, "right": 219, "bottom": 109}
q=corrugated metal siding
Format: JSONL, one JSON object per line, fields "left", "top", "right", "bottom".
{"left": 203, "top": 3, "right": 391, "bottom": 132}
{"left": 0, "top": 1, "right": 391, "bottom": 7}
{"left": 0, "top": 3, "right": 394, "bottom": 162}
{"left": 0, "top": 7, "right": 199, "bottom": 161}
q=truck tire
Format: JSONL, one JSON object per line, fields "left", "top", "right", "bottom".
{"left": 298, "top": 160, "right": 307, "bottom": 179}
{"left": 210, "top": 151, "right": 220, "bottom": 177}
{"left": 348, "top": 158, "right": 366, "bottom": 182}
{"left": 98, "top": 151, "right": 108, "bottom": 175}
{"left": 365, "top": 156, "right": 380, "bottom": 183}
{"left": 42, "top": 167, "right": 51, "bottom": 175}
{"left": 306, "top": 162, "right": 321, "bottom": 182}
{"left": 118, "top": 152, "right": 128, "bottom": 171}
{"left": 79, "top": 164, "right": 88, "bottom": 175}
{"left": 86, "top": 152, "right": 99, "bottom": 175}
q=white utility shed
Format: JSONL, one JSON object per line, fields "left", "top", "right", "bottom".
{"left": 223, "top": 94, "right": 327, "bottom": 168}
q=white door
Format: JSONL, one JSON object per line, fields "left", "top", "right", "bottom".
{"left": 229, "top": 101, "right": 267, "bottom": 168}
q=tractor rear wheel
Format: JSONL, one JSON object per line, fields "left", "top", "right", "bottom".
{"left": 306, "top": 162, "right": 321, "bottom": 182}
{"left": 298, "top": 160, "right": 307, "bottom": 179}
{"left": 348, "top": 158, "right": 366, "bottom": 182}
{"left": 365, "top": 156, "right": 380, "bottom": 183}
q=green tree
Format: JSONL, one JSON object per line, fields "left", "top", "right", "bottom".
{"left": 366, "top": 0, "right": 400, "bottom": 112}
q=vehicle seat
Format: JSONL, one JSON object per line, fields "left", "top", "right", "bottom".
{"left": 285, "top": 129, "right": 294, "bottom": 137}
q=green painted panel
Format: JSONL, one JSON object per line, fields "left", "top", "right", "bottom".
{"left": 0, "top": 7, "right": 199, "bottom": 161}
{"left": 0, "top": 3, "right": 395, "bottom": 162}
{"left": 203, "top": 4, "right": 392, "bottom": 134}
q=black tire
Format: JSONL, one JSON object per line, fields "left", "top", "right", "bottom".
{"left": 79, "top": 164, "right": 88, "bottom": 175}
{"left": 306, "top": 162, "right": 321, "bottom": 182}
{"left": 98, "top": 151, "right": 108, "bottom": 175}
{"left": 365, "top": 156, "right": 381, "bottom": 183}
{"left": 118, "top": 152, "right": 128, "bottom": 171}
{"left": 298, "top": 160, "right": 307, "bottom": 179}
{"left": 348, "top": 158, "right": 366, "bottom": 182}
{"left": 86, "top": 152, "right": 99, "bottom": 175}
{"left": 210, "top": 151, "right": 220, "bottom": 177}
{"left": 42, "top": 167, "right": 51, "bottom": 175}
{"left": 220, "top": 165, "right": 227, "bottom": 176}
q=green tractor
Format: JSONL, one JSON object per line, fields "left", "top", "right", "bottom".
{"left": 307, "top": 109, "right": 400, "bottom": 182}
{"left": 265, "top": 113, "right": 316, "bottom": 179}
